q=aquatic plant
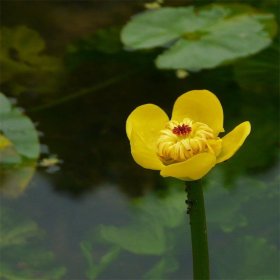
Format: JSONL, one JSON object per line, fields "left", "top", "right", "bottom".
{"left": 0, "top": 207, "right": 66, "bottom": 279}
{"left": 126, "top": 89, "right": 250, "bottom": 279}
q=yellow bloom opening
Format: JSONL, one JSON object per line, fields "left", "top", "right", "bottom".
{"left": 126, "top": 90, "right": 251, "bottom": 181}
{"left": 157, "top": 118, "right": 222, "bottom": 164}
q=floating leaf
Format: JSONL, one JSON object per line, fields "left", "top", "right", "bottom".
{"left": 156, "top": 15, "right": 271, "bottom": 71}
{"left": 0, "top": 93, "right": 39, "bottom": 196}
{"left": 0, "top": 93, "right": 39, "bottom": 159}
{"left": 121, "top": 5, "right": 276, "bottom": 71}
{"left": 122, "top": 6, "right": 229, "bottom": 49}
{"left": 0, "top": 134, "right": 21, "bottom": 164}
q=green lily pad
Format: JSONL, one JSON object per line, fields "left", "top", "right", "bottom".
{"left": 0, "top": 93, "right": 39, "bottom": 159}
{"left": 157, "top": 15, "right": 271, "bottom": 70}
{"left": 121, "top": 6, "right": 229, "bottom": 49}
{"left": 121, "top": 5, "right": 276, "bottom": 71}
{"left": 0, "top": 93, "right": 39, "bottom": 196}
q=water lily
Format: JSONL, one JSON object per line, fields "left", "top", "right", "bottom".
{"left": 126, "top": 90, "right": 251, "bottom": 180}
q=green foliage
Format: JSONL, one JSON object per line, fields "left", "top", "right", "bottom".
{"left": 205, "top": 177, "right": 247, "bottom": 232}
{"left": 97, "top": 186, "right": 188, "bottom": 258}
{"left": 0, "top": 208, "right": 43, "bottom": 248}
{"left": 143, "top": 257, "right": 179, "bottom": 280}
{"left": 215, "top": 236, "right": 279, "bottom": 279}
{"left": 204, "top": 169, "right": 275, "bottom": 232}
{"left": 80, "top": 241, "right": 120, "bottom": 280}
{"left": 99, "top": 221, "right": 167, "bottom": 255}
{"left": 79, "top": 185, "right": 186, "bottom": 279}
{"left": 0, "top": 207, "right": 66, "bottom": 279}
{"left": 0, "top": 26, "right": 63, "bottom": 95}
{"left": 0, "top": 93, "right": 39, "bottom": 159}
{"left": 132, "top": 186, "right": 186, "bottom": 229}
{"left": 68, "top": 27, "right": 123, "bottom": 56}
{"left": 199, "top": 173, "right": 279, "bottom": 279}
{"left": 121, "top": 4, "right": 276, "bottom": 71}
{"left": 66, "top": 27, "right": 123, "bottom": 70}
{"left": 81, "top": 171, "right": 279, "bottom": 278}
{"left": 1, "top": 1, "right": 278, "bottom": 279}
{"left": 66, "top": 26, "right": 156, "bottom": 73}
{"left": 0, "top": 93, "right": 39, "bottom": 196}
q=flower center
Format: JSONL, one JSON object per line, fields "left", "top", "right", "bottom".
{"left": 156, "top": 118, "right": 222, "bottom": 165}
{"left": 172, "top": 124, "right": 192, "bottom": 136}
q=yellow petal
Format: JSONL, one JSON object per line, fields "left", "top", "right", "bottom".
{"left": 160, "top": 153, "right": 216, "bottom": 180}
{"left": 126, "top": 104, "right": 169, "bottom": 147}
{"left": 130, "top": 130, "right": 164, "bottom": 170}
{"left": 172, "top": 90, "right": 224, "bottom": 135}
{"left": 216, "top": 121, "right": 251, "bottom": 163}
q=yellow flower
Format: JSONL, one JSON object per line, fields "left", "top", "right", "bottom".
{"left": 126, "top": 90, "right": 251, "bottom": 181}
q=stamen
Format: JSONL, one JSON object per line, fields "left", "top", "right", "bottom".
{"left": 157, "top": 118, "right": 222, "bottom": 164}
{"left": 172, "top": 124, "right": 192, "bottom": 136}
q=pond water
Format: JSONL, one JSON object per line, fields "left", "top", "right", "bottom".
{"left": 0, "top": 0, "right": 279, "bottom": 279}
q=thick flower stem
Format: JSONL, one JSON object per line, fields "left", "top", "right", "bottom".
{"left": 186, "top": 180, "right": 210, "bottom": 280}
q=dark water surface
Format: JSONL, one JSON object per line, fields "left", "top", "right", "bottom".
{"left": 1, "top": 1, "right": 279, "bottom": 279}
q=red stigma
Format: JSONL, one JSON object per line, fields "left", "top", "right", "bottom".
{"left": 172, "top": 124, "right": 192, "bottom": 136}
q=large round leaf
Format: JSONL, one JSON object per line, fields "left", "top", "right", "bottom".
{"left": 121, "top": 5, "right": 276, "bottom": 71}
{"left": 156, "top": 15, "right": 271, "bottom": 70}
{"left": 121, "top": 6, "right": 229, "bottom": 49}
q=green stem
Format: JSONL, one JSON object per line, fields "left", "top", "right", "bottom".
{"left": 28, "top": 71, "right": 135, "bottom": 113}
{"left": 186, "top": 180, "right": 210, "bottom": 280}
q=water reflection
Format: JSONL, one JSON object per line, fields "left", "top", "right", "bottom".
{"left": 1, "top": 163, "right": 279, "bottom": 278}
